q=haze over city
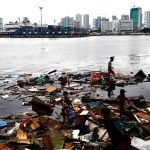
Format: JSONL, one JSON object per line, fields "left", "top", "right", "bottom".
{"left": 0, "top": 0, "right": 150, "bottom": 24}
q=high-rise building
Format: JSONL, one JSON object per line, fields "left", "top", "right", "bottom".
{"left": 97, "top": 17, "right": 101, "bottom": 30}
{"left": 121, "top": 15, "right": 129, "bottom": 20}
{"left": 101, "top": 21, "right": 112, "bottom": 32}
{"left": 92, "top": 16, "right": 101, "bottom": 30}
{"left": 130, "top": 7, "right": 142, "bottom": 31}
{"left": 93, "top": 19, "right": 97, "bottom": 30}
{"left": 112, "top": 19, "right": 119, "bottom": 32}
{"left": 83, "top": 14, "right": 89, "bottom": 29}
{"left": 144, "top": 11, "right": 150, "bottom": 28}
{"left": 0, "top": 18, "right": 3, "bottom": 30}
{"left": 76, "top": 14, "right": 82, "bottom": 28}
{"left": 112, "top": 16, "right": 117, "bottom": 20}
{"left": 101, "top": 17, "right": 109, "bottom": 21}
{"left": 119, "top": 14, "right": 133, "bottom": 32}
{"left": 61, "top": 16, "right": 74, "bottom": 28}
{"left": 119, "top": 20, "right": 133, "bottom": 32}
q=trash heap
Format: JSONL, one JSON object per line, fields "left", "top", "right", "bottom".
{"left": 0, "top": 69, "right": 150, "bottom": 150}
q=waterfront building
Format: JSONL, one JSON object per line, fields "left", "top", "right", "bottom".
{"left": 76, "top": 14, "right": 82, "bottom": 28}
{"left": 112, "top": 16, "right": 117, "bottom": 20}
{"left": 119, "top": 20, "right": 133, "bottom": 32}
{"left": 101, "top": 17, "right": 109, "bottom": 21}
{"left": 92, "top": 16, "right": 101, "bottom": 30}
{"left": 130, "top": 7, "right": 142, "bottom": 31}
{"left": 112, "top": 19, "right": 119, "bottom": 32}
{"left": 121, "top": 15, "right": 129, "bottom": 20}
{"left": 101, "top": 21, "right": 112, "bottom": 32}
{"left": 83, "top": 14, "right": 89, "bottom": 29}
{"left": 93, "top": 19, "right": 96, "bottom": 30}
{"left": 0, "top": 18, "right": 3, "bottom": 30}
{"left": 61, "top": 16, "right": 74, "bottom": 28}
{"left": 5, "top": 22, "right": 20, "bottom": 32}
{"left": 74, "top": 21, "right": 80, "bottom": 28}
{"left": 119, "top": 15, "right": 133, "bottom": 32}
{"left": 144, "top": 11, "right": 150, "bottom": 28}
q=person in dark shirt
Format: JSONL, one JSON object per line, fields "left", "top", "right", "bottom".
{"left": 88, "top": 107, "right": 131, "bottom": 150}
{"left": 116, "top": 89, "right": 128, "bottom": 116}
{"left": 108, "top": 56, "right": 115, "bottom": 77}
{"left": 61, "top": 91, "right": 72, "bottom": 124}
{"left": 59, "top": 72, "right": 68, "bottom": 87}
{"left": 105, "top": 77, "right": 116, "bottom": 98}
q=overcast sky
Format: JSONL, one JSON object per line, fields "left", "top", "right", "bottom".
{"left": 0, "top": 0, "right": 149, "bottom": 24}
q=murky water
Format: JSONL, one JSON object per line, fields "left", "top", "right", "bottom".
{"left": 0, "top": 36, "right": 150, "bottom": 115}
{"left": 0, "top": 36, "right": 150, "bottom": 75}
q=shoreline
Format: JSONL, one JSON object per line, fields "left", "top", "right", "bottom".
{"left": 0, "top": 70, "right": 150, "bottom": 116}
{"left": 0, "top": 33, "right": 149, "bottom": 38}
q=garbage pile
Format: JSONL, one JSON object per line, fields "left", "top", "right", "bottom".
{"left": 0, "top": 69, "right": 150, "bottom": 150}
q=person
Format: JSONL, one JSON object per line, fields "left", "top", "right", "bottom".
{"left": 60, "top": 91, "right": 73, "bottom": 124}
{"left": 116, "top": 89, "right": 128, "bottom": 116}
{"left": 59, "top": 72, "right": 68, "bottom": 87}
{"left": 87, "top": 107, "right": 131, "bottom": 150}
{"left": 108, "top": 56, "right": 115, "bottom": 77}
{"left": 105, "top": 77, "right": 116, "bottom": 98}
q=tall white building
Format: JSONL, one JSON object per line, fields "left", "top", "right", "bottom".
{"left": 101, "top": 21, "right": 112, "bottom": 32}
{"left": 61, "top": 16, "right": 74, "bottom": 28}
{"left": 119, "top": 15, "right": 133, "bottom": 32}
{"left": 76, "top": 14, "right": 82, "bottom": 28}
{"left": 0, "top": 18, "right": 3, "bottom": 30}
{"left": 144, "top": 11, "right": 150, "bottom": 28}
{"left": 83, "top": 14, "right": 89, "bottom": 29}
{"left": 112, "top": 19, "right": 119, "bottom": 32}
{"left": 121, "top": 15, "right": 129, "bottom": 20}
{"left": 112, "top": 16, "right": 117, "bottom": 20}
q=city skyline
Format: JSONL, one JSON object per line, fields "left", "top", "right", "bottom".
{"left": 0, "top": 0, "right": 150, "bottom": 25}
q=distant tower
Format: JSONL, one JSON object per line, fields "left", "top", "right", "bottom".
{"left": 121, "top": 15, "right": 129, "bottom": 20}
{"left": 130, "top": 7, "right": 142, "bottom": 31}
{"left": 144, "top": 11, "right": 150, "bottom": 28}
{"left": 83, "top": 14, "right": 89, "bottom": 29}
{"left": 93, "top": 16, "right": 101, "bottom": 30}
{"left": 0, "top": 18, "right": 3, "bottom": 30}
{"left": 76, "top": 14, "right": 82, "bottom": 28}
{"left": 112, "top": 16, "right": 117, "bottom": 20}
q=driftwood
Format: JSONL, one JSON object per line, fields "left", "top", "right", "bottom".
{"left": 32, "top": 96, "right": 53, "bottom": 116}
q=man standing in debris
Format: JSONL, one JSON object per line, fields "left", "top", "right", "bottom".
{"left": 61, "top": 91, "right": 73, "bottom": 124}
{"left": 108, "top": 56, "right": 115, "bottom": 77}
{"left": 87, "top": 107, "right": 131, "bottom": 150}
{"left": 116, "top": 89, "right": 128, "bottom": 116}
{"left": 105, "top": 77, "right": 116, "bottom": 98}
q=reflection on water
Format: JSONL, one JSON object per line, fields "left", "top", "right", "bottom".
{"left": 128, "top": 54, "right": 141, "bottom": 72}
{"left": 0, "top": 36, "right": 150, "bottom": 75}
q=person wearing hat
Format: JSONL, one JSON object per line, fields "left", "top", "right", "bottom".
{"left": 108, "top": 56, "right": 115, "bottom": 77}
{"left": 116, "top": 89, "right": 128, "bottom": 116}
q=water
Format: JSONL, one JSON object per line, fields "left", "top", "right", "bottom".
{"left": 0, "top": 36, "right": 150, "bottom": 75}
{"left": 0, "top": 36, "right": 150, "bottom": 114}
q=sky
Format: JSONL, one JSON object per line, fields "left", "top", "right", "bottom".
{"left": 0, "top": 0, "right": 150, "bottom": 25}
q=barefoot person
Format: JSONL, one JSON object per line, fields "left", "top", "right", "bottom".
{"left": 116, "top": 89, "right": 129, "bottom": 116}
